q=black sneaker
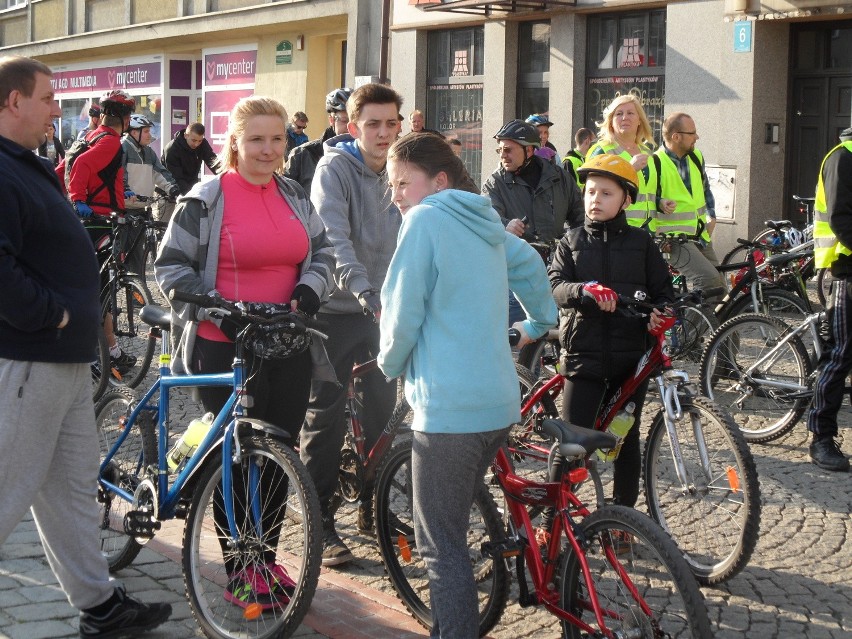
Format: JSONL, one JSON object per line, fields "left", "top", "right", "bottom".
{"left": 78, "top": 586, "right": 171, "bottom": 638}
{"left": 809, "top": 437, "right": 850, "bottom": 472}
{"left": 321, "top": 521, "right": 354, "bottom": 567}
{"left": 110, "top": 350, "right": 137, "bottom": 375}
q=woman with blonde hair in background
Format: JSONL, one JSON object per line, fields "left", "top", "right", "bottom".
{"left": 588, "top": 94, "right": 657, "bottom": 227}
{"left": 155, "top": 95, "right": 335, "bottom": 611}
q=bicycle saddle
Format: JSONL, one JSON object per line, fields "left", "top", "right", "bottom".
{"left": 764, "top": 220, "right": 793, "bottom": 231}
{"left": 537, "top": 418, "right": 618, "bottom": 458}
{"left": 139, "top": 304, "right": 172, "bottom": 330}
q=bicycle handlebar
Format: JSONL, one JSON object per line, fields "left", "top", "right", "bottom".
{"left": 169, "top": 289, "right": 327, "bottom": 338}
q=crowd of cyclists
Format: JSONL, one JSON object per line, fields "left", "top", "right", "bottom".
{"left": 1, "top": 47, "right": 850, "bottom": 638}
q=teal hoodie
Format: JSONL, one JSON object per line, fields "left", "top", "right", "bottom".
{"left": 378, "top": 189, "right": 557, "bottom": 434}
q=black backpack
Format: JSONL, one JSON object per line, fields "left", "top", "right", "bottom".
{"left": 63, "top": 132, "right": 124, "bottom": 210}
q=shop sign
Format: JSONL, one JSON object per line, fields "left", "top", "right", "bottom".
{"left": 276, "top": 41, "right": 293, "bottom": 65}
{"left": 51, "top": 61, "right": 161, "bottom": 95}
{"left": 204, "top": 50, "right": 257, "bottom": 86}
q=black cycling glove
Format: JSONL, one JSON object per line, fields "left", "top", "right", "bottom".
{"left": 290, "top": 284, "right": 321, "bottom": 316}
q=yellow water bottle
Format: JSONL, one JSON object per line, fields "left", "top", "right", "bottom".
{"left": 167, "top": 412, "right": 214, "bottom": 471}
{"left": 597, "top": 402, "right": 636, "bottom": 463}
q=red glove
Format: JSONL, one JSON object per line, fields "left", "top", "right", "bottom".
{"left": 582, "top": 282, "right": 617, "bottom": 304}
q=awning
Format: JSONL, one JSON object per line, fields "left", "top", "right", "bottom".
{"left": 421, "top": 0, "right": 577, "bottom": 16}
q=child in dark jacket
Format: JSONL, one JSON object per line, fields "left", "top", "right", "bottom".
{"left": 549, "top": 154, "right": 674, "bottom": 509}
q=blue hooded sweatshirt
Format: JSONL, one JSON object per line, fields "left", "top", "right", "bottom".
{"left": 378, "top": 189, "right": 557, "bottom": 434}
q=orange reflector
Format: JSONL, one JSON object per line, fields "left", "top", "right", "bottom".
{"left": 567, "top": 467, "right": 589, "bottom": 484}
{"left": 398, "top": 535, "right": 412, "bottom": 563}
{"left": 243, "top": 602, "right": 263, "bottom": 620}
{"left": 726, "top": 466, "right": 740, "bottom": 493}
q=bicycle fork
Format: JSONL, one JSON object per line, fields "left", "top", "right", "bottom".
{"left": 654, "top": 372, "right": 709, "bottom": 492}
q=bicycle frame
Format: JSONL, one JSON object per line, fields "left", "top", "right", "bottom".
{"left": 492, "top": 446, "right": 648, "bottom": 633}
{"left": 521, "top": 329, "right": 702, "bottom": 494}
{"left": 346, "top": 358, "right": 407, "bottom": 487}
{"left": 99, "top": 324, "right": 265, "bottom": 541}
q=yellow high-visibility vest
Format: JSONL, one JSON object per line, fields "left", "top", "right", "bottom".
{"left": 650, "top": 148, "right": 710, "bottom": 241}
{"left": 587, "top": 141, "right": 654, "bottom": 228}
{"left": 562, "top": 149, "right": 584, "bottom": 189}
{"left": 813, "top": 141, "right": 852, "bottom": 269}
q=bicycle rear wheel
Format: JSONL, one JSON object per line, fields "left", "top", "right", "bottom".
{"left": 103, "top": 275, "right": 156, "bottom": 388}
{"left": 183, "top": 431, "right": 322, "bottom": 639}
{"left": 373, "top": 440, "right": 509, "bottom": 637}
{"left": 642, "top": 395, "right": 760, "bottom": 585}
{"left": 668, "top": 303, "right": 720, "bottom": 365}
{"left": 699, "top": 313, "right": 812, "bottom": 442}
{"left": 95, "top": 388, "right": 156, "bottom": 571}
{"left": 559, "top": 505, "right": 712, "bottom": 639}
{"left": 91, "top": 326, "right": 110, "bottom": 402}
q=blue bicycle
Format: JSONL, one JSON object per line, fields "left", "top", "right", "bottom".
{"left": 95, "top": 291, "right": 324, "bottom": 639}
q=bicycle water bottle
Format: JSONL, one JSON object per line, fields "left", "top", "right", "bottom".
{"left": 167, "top": 412, "right": 214, "bottom": 471}
{"left": 597, "top": 402, "right": 636, "bottom": 463}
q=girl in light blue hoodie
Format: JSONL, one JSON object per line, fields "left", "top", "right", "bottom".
{"left": 378, "top": 133, "right": 557, "bottom": 638}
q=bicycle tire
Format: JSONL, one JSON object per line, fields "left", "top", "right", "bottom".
{"left": 103, "top": 275, "right": 156, "bottom": 388}
{"left": 719, "top": 286, "right": 810, "bottom": 324}
{"left": 517, "top": 335, "right": 560, "bottom": 381}
{"left": 373, "top": 439, "right": 509, "bottom": 637}
{"left": 698, "top": 313, "right": 812, "bottom": 443}
{"left": 721, "top": 228, "right": 781, "bottom": 266}
{"left": 183, "top": 431, "right": 322, "bottom": 639}
{"left": 91, "top": 326, "right": 111, "bottom": 402}
{"left": 669, "top": 302, "right": 720, "bottom": 365}
{"left": 559, "top": 505, "right": 712, "bottom": 639}
{"left": 95, "top": 388, "right": 155, "bottom": 572}
{"left": 642, "top": 395, "right": 760, "bottom": 585}
{"left": 816, "top": 267, "right": 832, "bottom": 308}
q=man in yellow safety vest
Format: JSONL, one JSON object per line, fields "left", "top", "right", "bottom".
{"left": 807, "top": 127, "right": 852, "bottom": 472}
{"left": 651, "top": 113, "right": 726, "bottom": 300}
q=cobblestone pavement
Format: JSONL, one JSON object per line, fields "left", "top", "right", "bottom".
{"left": 2, "top": 282, "right": 850, "bottom": 638}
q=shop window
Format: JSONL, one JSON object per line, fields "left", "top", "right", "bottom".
{"left": 427, "top": 26, "right": 485, "bottom": 184}
{"left": 517, "top": 21, "right": 550, "bottom": 119}
{"left": 585, "top": 9, "right": 666, "bottom": 144}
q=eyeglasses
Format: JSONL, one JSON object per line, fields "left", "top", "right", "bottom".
{"left": 293, "top": 124, "right": 307, "bottom": 131}
{"left": 333, "top": 115, "right": 349, "bottom": 124}
{"left": 495, "top": 146, "right": 518, "bottom": 155}
{"left": 676, "top": 131, "right": 697, "bottom": 135}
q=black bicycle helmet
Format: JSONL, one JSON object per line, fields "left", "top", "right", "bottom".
{"left": 494, "top": 119, "right": 540, "bottom": 148}
{"left": 326, "top": 87, "right": 353, "bottom": 113}
{"left": 99, "top": 89, "right": 135, "bottom": 117}
{"left": 88, "top": 103, "right": 101, "bottom": 118}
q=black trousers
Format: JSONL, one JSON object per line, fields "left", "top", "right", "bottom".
{"left": 192, "top": 336, "right": 312, "bottom": 571}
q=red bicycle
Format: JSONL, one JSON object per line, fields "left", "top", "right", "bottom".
{"left": 514, "top": 291, "right": 761, "bottom": 586}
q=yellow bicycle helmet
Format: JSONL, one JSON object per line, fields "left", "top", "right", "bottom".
{"left": 577, "top": 154, "right": 639, "bottom": 201}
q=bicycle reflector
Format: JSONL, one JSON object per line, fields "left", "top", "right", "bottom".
{"left": 568, "top": 467, "right": 588, "bottom": 484}
{"left": 726, "top": 466, "right": 741, "bottom": 493}
{"left": 243, "top": 602, "right": 263, "bottom": 620}
{"left": 398, "top": 535, "right": 412, "bottom": 563}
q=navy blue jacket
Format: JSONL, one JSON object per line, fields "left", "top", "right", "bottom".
{"left": 0, "top": 135, "right": 100, "bottom": 362}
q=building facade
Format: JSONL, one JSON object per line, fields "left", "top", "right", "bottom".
{"left": 393, "top": 0, "right": 852, "bottom": 255}
{"left": 0, "top": 0, "right": 387, "bottom": 158}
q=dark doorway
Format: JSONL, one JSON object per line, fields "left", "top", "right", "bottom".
{"left": 787, "top": 23, "right": 852, "bottom": 223}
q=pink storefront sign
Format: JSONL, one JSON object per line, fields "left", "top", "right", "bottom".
{"left": 204, "top": 50, "right": 257, "bottom": 86}
{"left": 51, "top": 62, "right": 161, "bottom": 95}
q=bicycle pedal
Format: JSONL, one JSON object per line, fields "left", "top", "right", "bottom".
{"left": 481, "top": 538, "right": 523, "bottom": 559}
{"left": 123, "top": 510, "right": 161, "bottom": 539}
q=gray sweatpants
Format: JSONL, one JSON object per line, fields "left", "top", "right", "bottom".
{"left": 411, "top": 426, "right": 511, "bottom": 639}
{"left": 0, "top": 359, "right": 115, "bottom": 610}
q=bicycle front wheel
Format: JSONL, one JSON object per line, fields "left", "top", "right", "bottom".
{"left": 669, "top": 302, "right": 720, "bottom": 365}
{"left": 643, "top": 396, "right": 760, "bottom": 585}
{"left": 559, "top": 505, "right": 712, "bottom": 639}
{"left": 373, "top": 440, "right": 509, "bottom": 637}
{"left": 183, "top": 432, "right": 322, "bottom": 639}
{"left": 699, "top": 313, "right": 812, "bottom": 442}
{"left": 95, "top": 388, "right": 156, "bottom": 571}
{"left": 103, "top": 275, "right": 156, "bottom": 388}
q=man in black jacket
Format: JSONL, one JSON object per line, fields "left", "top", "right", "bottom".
{"left": 161, "top": 122, "right": 220, "bottom": 220}
{"left": 284, "top": 87, "right": 352, "bottom": 193}
{"left": 0, "top": 55, "right": 171, "bottom": 638}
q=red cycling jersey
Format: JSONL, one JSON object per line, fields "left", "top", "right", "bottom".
{"left": 57, "top": 125, "right": 126, "bottom": 217}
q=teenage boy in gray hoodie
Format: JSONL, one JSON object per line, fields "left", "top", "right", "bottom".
{"left": 301, "top": 83, "right": 404, "bottom": 566}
